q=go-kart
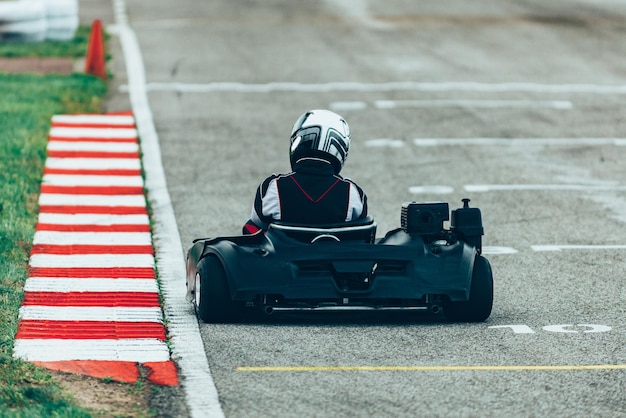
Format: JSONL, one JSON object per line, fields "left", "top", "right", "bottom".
{"left": 185, "top": 199, "right": 493, "bottom": 323}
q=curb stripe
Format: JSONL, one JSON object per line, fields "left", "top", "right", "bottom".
{"left": 35, "top": 224, "right": 151, "bottom": 232}
{"left": 22, "top": 292, "right": 160, "bottom": 307}
{"left": 39, "top": 194, "right": 146, "bottom": 206}
{"left": 34, "top": 231, "right": 152, "bottom": 245}
{"left": 31, "top": 244, "right": 154, "bottom": 255}
{"left": 14, "top": 112, "right": 179, "bottom": 386}
{"left": 49, "top": 127, "right": 138, "bottom": 138}
{"left": 41, "top": 185, "right": 144, "bottom": 195}
{"left": 29, "top": 253, "right": 155, "bottom": 268}
{"left": 28, "top": 267, "right": 156, "bottom": 278}
{"left": 38, "top": 213, "right": 148, "bottom": 224}
{"left": 51, "top": 124, "right": 137, "bottom": 129}
{"left": 19, "top": 306, "right": 164, "bottom": 322}
{"left": 49, "top": 136, "right": 139, "bottom": 143}
{"left": 14, "top": 339, "right": 170, "bottom": 362}
{"left": 45, "top": 157, "right": 141, "bottom": 170}
{"left": 43, "top": 168, "right": 142, "bottom": 176}
{"left": 43, "top": 174, "right": 144, "bottom": 187}
{"left": 48, "top": 141, "right": 139, "bottom": 152}
{"left": 52, "top": 114, "right": 136, "bottom": 126}
{"left": 16, "top": 321, "right": 166, "bottom": 340}
{"left": 47, "top": 150, "right": 140, "bottom": 159}
{"left": 25, "top": 278, "right": 159, "bottom": 292}
{"left": 39, "top": 205, "right": 147, "bottom": 214}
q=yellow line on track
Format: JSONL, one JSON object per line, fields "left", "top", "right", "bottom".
{"left": 237, "top": 364, "right": 626, "bottom": 372}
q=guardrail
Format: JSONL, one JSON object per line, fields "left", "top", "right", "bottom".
{"left": 0, "top": 0, "right": 78, "bottom": 42}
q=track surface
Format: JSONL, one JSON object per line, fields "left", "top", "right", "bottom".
{"left": 123, "top": 1, "right": 625, "bottom": 416}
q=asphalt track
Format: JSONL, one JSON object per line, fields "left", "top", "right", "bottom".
{"left": 106, "top": 0, "right": 625, "bottom": 416}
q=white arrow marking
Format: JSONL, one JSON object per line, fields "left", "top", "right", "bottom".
{"left": 489, "top": 325, "right": 536, "bottom": 334}
{"left": 543, "top": 324, "right": 579, "bottom": 333}
{"left": 578, "top": 324, "right": 612, "bottom": 333}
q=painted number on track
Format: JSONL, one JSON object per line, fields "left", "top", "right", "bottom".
{"left": 489, "top": 324, "right": 612, "bottom": 334}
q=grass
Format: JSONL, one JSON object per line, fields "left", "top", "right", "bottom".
{"left": 0, "top": 34, "right": 108, "bottom": 416}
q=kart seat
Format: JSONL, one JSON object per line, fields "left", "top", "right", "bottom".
{"left": 268, "top": 216, "right": 377, "bottom": 244}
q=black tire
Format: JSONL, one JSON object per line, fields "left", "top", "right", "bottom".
{"left": 443, "top": 255, "right": 493, "bottom": 322}
{"left": 195, "top": 255, "right": 243, "bottom": 323}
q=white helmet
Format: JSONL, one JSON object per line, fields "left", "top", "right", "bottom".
{"left": 289, "top": 109, "right": 351, "bottom": 174}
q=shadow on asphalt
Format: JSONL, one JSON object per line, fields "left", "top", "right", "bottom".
{"left": 235, "top": 310, "right": 451, "bottom": 327}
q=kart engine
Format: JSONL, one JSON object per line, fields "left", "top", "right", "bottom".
{"left": 401, "top": 201, "right": 449, "bottom": 239}
{"left": 451, "top": 198, "right": 484, "bottom": 252}
{"left": 401, "top": 199, "right": 484, "bottom": 252}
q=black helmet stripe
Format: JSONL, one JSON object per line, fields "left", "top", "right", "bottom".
{"left": 327, "top": 129, "right": 348, "bottom": 157}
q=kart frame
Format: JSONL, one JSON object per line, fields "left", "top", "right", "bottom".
{"left": 186, "top": 200, "right": 493, "bottom": 323}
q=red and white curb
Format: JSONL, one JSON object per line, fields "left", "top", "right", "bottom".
{"left": 13, "top": 112, "right": 179, "bottom": 386}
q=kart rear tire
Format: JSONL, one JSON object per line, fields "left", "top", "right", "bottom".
{"left": 443, "top": 255, "right": 493, "bottom": 322}
{"left": 195, "top": 255, "right": 243, "bottom": 323}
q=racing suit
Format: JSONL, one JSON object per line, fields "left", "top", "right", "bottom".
{"left": 243, "top": 157, "right": 368, "bottom": 234}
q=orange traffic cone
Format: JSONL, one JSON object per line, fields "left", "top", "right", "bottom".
{"left": 84, "top": 19, "right": 107, "bottom": 79}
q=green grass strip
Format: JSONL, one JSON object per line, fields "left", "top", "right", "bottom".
{"left": 0, "top": 71, "right": 107, "bottom": 415}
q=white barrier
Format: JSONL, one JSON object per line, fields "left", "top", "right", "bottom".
{"left": 0, "top": 0, "right": 78, "bottom": 42}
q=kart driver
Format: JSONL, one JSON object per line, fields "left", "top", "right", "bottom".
{"left": 243, "top": 109, "right": 368, "bottom": 234}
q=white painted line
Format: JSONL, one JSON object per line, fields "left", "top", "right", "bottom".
{"left": 114, "top": 0, "right": 224, "bottom": 415}
{"left": 42, "top": 174, "right": 144, "bottom": 187}
{"left": 29, "top": 254, "right": 155, "bottom": 269}
{"left": 25, "top": 278, "right": 159, "bottom": 292}
{"left": 45, "top": 157, "right": 141, "bottom": 170}
{"left": 414, "top": 138, "right": 626, "bottom": 147}
{"left": 532, "top": 244, "right": 626, "bottom": 252}
{"left": 47, "top": 141, "right": 139, "bottom": 152}
{"left": 365, "top": 138, "right": 405, "bottom": 148}
{"left": 33, "top": 231, "right": 152, "bottom": 245}
{"left": 375, "top": 99, "right": 573, "bottom": 109}
{"left": 330, "top": 101, "right": 368, "bottom": 111}
{"left": 14, "top": 339, "right": 170, "bottom": 362}
{"left": 39, "top": 194, "right": 146, "bottom": 207}
{"left": 482, "top": 246, "right": 518, "bottom": 255}
{"left": 52, "top": 114, "right": 136, "bottom": 125}
{"left": 464, "top": 184, "right": 626, "bottom": 192}
{"left": 408, "top": 185, "right": 455, "bottom": 194}
{"left": 49, "top": 127, "right": 138, "bottom": 138}
{"left": 19, "top": 306, "right": 163, "bottom": 322}
{"left": 131, "top": 81, "right": 626, "bottom": 94}
{"left": 38, "top": 213, "right": 149, "bottom": 225}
